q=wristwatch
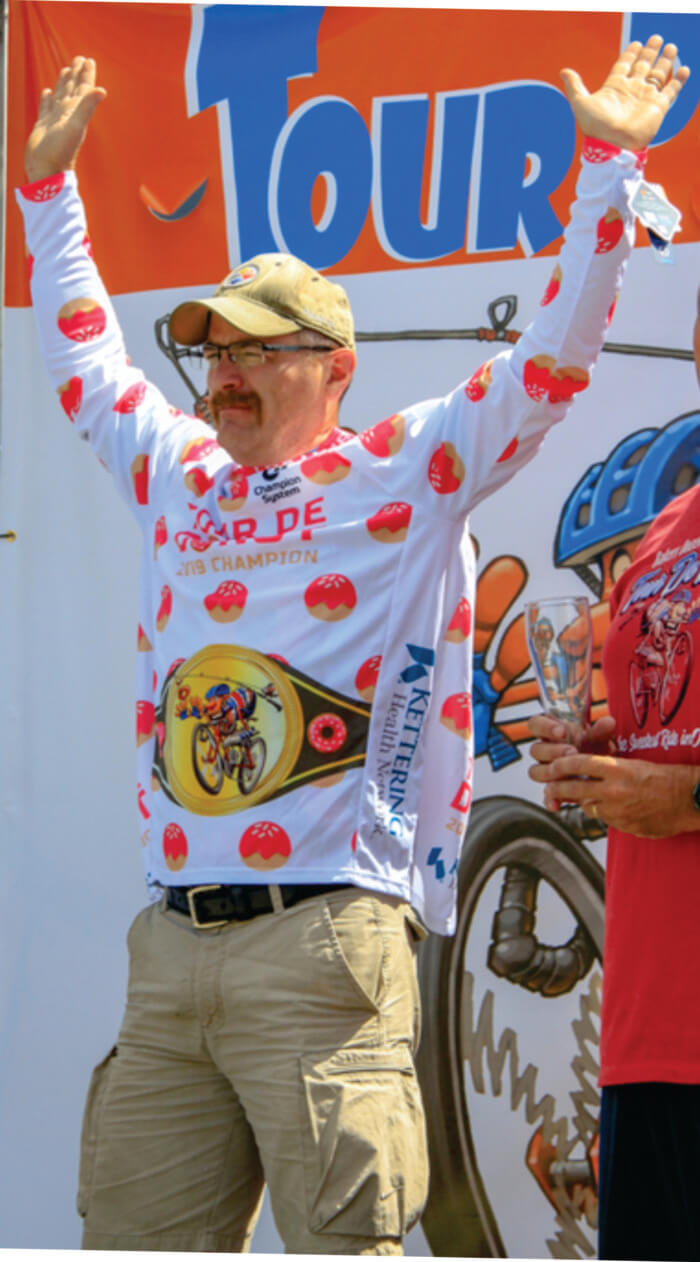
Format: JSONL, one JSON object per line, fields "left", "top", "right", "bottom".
{"left": 692, "top": 780, "right": 700, "bottom": 813}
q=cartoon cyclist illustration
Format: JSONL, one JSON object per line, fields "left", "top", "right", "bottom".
{"left": 628, "top": 588, "right": 699, "bottom": 726}
{"left": 175, "top": 681, "right": 273, "bottom": 796}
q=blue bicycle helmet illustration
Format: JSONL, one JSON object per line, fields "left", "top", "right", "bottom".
{"left": 555, "top": 411, "right": 700, "bottom": 595}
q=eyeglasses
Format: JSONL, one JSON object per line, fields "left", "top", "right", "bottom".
{"left": 195, "top": 341, "right": 336, "bottom": 369}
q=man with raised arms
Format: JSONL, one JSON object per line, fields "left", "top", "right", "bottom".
{"left": 19, "top": 38, "right": 687, "bottom": 1255}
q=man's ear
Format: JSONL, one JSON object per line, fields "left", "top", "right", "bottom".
{"left": 326, "top": 348, "right": 356, "bottom": 399}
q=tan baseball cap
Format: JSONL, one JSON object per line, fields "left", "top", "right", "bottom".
{"left": 168, "top": 253, "right": 355, "bottom": 350}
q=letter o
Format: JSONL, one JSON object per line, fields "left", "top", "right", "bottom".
{"left": 269, "top": 96, "right": 373, "bottom": 269}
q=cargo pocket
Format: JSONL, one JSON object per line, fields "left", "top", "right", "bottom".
{"left": 76, "top": 1046, "right": 117, "bottom": 1218}
{"left": 300, "top": 1043, "right": 429, "bottom": 1240}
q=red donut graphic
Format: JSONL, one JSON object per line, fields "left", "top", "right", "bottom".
{"left": 444, "top": 598, "right": 472, "bottom": 644}
{"left": 137, "top": 783, "right": 150, "bottom": 822}
{"left": 218, "top": 469, "right": 248, "bottom": 511}
{"left": 131, "top": 453, "right": 150, "bottom": 506}
{"left": 204, "top": 580, "right": 247, "bottom": 623}
{"left": 154, "top": 515, "right": 168, "bottom": 559}
{"left": 301, "top": 450, "right": 352, "bottom": 484}
{"left": 156, "top": 585, "right": 172, "bottom": 632}
{"left": 465, "top": 361, "right": 493, "bottom": 402}
{"left": 163, "top": 822, "right": 188, "bottom": 872}
{"left": 136, "top": 701, "right": 155, "bottom": 748}
{"left": 498, "top": 437, "right": 519, "bottom": 463}
{"left": 57, "top": 298, "right": 107, "bottom": 343}
{"left": 114, "top": 382, "right": 147, "bottom": 413}
{"left": 305, "top": 573, "right": 357, "bottom": 621}
{"left": 58, "top": 376, "right": 82, "bottom": 423}
{"left": 582, "top": 138, "right": 620, "bottom": 164}
{"left": 26, "top": 252, "right": 34, "bottom": 281}
{"left": 184, "top": 466, "right": 215, "bottom": 497}
{"left": 355, "top": 654, "right": 381, "bottom": 702}
{"left": 540, "top": 264, "right": 562, "bottom": 307}
{"left": 596, "top": 208, "right": 624, "bottom": 255}
{"left": 137, "top": 624, "right": 152, "bottom": 652}
{"left": 82, "top": 233, "right": 94, "bottom": 260}
{"left": 239, "top": 821, "right": 291, "bottom": 871}
{"left": 548, "top": 366, "right": 590, "bottom": 405}
{"left": 523, "top": 354, "right": 556, "bottom": 402}
{"left": 428, "top": 442, "right": 465, "bottom": 495}
{"left": 20, "top": 172, "right": 65, "bottom": 201}
{"left": 366, "top": 501, "right": 412, "bottom": 543}
{"left": 351, "top": 831, "right": 358, "bottom": 853}
{"left": 359, "top": 413, "right": 405, "bottom": 458}
{"left": 307, "top": 713, "right": 347, "bottom": 754}
{"left": 179, "top": 436, "right": 220, "bottom": 464}
{"left": 440, "top": 692, "right": 473, "bottom": 741}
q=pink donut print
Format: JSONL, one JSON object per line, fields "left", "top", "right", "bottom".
{"left": 179, "top": 436, "right": 220, "bottom": 465}
{"left": 301, "top": 450, "right": 352, "bottom": 484}
{"left": 428, "top": 442, "right": 465, "bottom": 495}
{"left": 305, "top": 574, "right": 357, "bottom": 622}
{"left": 359, "top": 414, "right": 405, "bottom": 458}
{"left": 163, "top": 822, "right": 188, "bottom": 872}
{"left": 21, "top": 173, "right": 65, "bottom": 201}
{"left": 366, "top": 502, "right": 412, "bottom": 543}
{"left": 355, "top": 655, "right": 381, "bottom": 702}
{"left": 307, "top": 713, "right": 347, "bottom": 754}
{"left": 444, "top": 599, "right": 472, "bottom": 644}
{"left": 204, "top": 580, "right": 247, "bottom": 623}
{"left": 239, "top": 821, "right": 291, "bottom": 870}
{"left": 58, "top": 376, "right": 83, "bottom": 423}
{"left": 57, "top": 298, "right": 107, "bottom": 343}
{"left": 113, "top": 382, "right": 147, "bottom": 413}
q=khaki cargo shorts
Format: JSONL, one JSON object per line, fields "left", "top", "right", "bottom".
{"left": 77, "top": 886, "right": 429, "bottom": 1253}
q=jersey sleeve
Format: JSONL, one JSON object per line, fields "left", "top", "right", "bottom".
{"left": 358, "top": 140, "right": 646, "bottom": 517}
{"left": 16, "top": 170, "right": 207, "bottom": 523}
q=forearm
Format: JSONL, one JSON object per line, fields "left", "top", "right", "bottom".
{"left": 16, "top": 170, "right": 180, "bottom": 515}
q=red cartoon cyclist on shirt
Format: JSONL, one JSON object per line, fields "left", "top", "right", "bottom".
{"left": 636, "top": 589, "right": 700, "bottom": 669}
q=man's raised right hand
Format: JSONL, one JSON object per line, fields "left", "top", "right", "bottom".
{"left": 25, "top": 56, "right": 106, "bottom": 183}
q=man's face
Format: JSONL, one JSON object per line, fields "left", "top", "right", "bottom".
{"left": 204, "top": 313, "right": 354, "bottom": 464}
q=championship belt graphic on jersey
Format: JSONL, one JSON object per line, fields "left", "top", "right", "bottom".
{"left": 152, "top": 645, "right": 371, "bottom": 815}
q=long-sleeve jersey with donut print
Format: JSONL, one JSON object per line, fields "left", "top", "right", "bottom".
{"left": 18, "top": 140, "right": 644, "bottom": 933}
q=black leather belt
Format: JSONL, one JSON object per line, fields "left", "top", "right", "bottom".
{"left": 165, "top": 882, "right": 352, "bottom": 929}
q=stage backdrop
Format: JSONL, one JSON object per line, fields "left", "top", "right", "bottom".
{"left": 2, "top": 3, "right": 700, "bottom": 1257}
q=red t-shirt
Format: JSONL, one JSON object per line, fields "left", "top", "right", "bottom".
{"left": 600, "top": 484, "right": 700, "bottom": 1085}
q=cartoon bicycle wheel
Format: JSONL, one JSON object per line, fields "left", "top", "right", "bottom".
{"left": 659, "top": 630, "right": 693, "bottom": 725}
{"left": 416, "top": 796, "right": 605, "bottom": 1259}
{"left": 192, "top": 723, "right": 224, "bottom": 795}
{"left": 238, "top": 736, "right": 266, "bottom": 795}
{"left": 628, "top": 658, "right": 649, "bottom": 727}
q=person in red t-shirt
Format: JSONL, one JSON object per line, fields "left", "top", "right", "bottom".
{"left": 529, "top": 285, "right": 700, "bottom": 1261}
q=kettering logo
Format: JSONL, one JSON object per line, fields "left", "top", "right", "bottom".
{"left": 400, "top": 643, "right": 435, "bottom": 684}
{"left": 374, "top": 644, "right": 435, "bottom": 839}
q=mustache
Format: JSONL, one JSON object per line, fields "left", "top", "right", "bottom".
{"left": 209, "top": 387, "right": 259, "bottom": 410}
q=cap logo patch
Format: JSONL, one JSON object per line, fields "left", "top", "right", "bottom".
{"left": 223, "top": 264, "right": 259, "bottom": 289}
